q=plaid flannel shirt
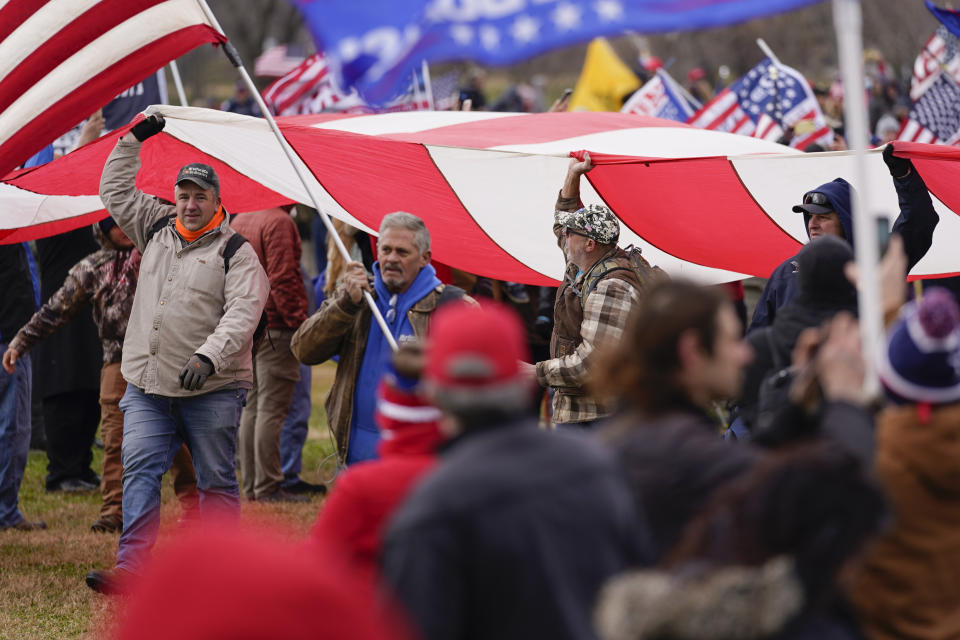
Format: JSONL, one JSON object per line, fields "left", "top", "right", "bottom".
{"left": 536, "top": 270, "right": 639, "bottom": 424}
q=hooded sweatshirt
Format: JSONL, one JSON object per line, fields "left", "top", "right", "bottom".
{"left": 748, "top": 178, "right": 853, "bottom": 333}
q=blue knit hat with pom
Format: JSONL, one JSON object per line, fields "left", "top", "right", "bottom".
{"left": 878, "top": 287, "right": 960, "bottom": 404}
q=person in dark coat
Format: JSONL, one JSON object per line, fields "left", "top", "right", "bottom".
{"left": 34, "top": 226, "right": 103, "bottom": 492}
{"left": 381, "top": 302, "right": 651, "bottom": 640}
{"left": 594, "top": 281, "right": 874, "bottom": 562}
{"left": 595, "top": 445, "right": 886, "bottom": 640}
{"left": 749, "top": 145, "right": 938, "bottom": 332}
{"left": 738, "top": 235, "right": 858, "bottom": 433}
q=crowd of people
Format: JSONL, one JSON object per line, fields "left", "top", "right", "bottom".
{"left": 1, "top": 50, "right": 959, "bottom": 640}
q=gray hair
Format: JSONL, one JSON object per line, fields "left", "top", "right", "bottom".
{"left": 379, "top": 211, "right": 431, "bottom": 255}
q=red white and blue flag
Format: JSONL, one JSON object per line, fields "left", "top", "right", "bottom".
{"left": 621, "top": 70, "right": 699, "bottom": 122}
{"left": 0, "top": 0, "right": 226, "bottom": 179}
{"left": 687, "top": 58, "right": 833, "bottom": 149}
{"left": 899, "top": 73, "right": 960, "bottom": 145}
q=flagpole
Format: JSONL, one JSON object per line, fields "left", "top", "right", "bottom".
{"left": 755, "top": 38, "right": 783, "bottom": 67}
{"left": 421, "top": 60, "right": 435, "bottom": 110}
{"left": 657, "top": 68, "right": 701, "bottom": 110}
{"left": 168, "top": 60, "right": 189, "bottom": 107}
{"left": 756, "top": 38, "right": 787, "bottom": 131}
{"left": 833, "top": 0, "right": 882, "bottom": 398}
{"left": 195, "top": 0, "right": 399, "bottom": 352}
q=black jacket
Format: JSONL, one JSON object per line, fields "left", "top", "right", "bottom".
{"left": 0, "top": 243, "right": 37, "bottom": 344}
{"left": 602, "top": 409, "right": 760, "bottom": 561}
{"left": 381, "top": 419, "right": 651, "bottom": 640}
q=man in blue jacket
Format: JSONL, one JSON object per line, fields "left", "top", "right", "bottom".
{"left": 749, "top": 145, "right": 938, "bottom": 332}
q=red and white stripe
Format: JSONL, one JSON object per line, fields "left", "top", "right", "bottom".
{"left": 4, "top": 109, "right": 960, "bottom": 284}
{"left": 899, "top": 119, "right": 939, "bottom": 144}
{"left": 688, "top": 88, "right": 756, "bottom": 136}
{"left": 0, "top": 0, "right": 224, "bottom": 178}
{"left": 253, "top": 44, "right": 305, "bottom": 78}
{"left": 911, "top": 31, "right": 960, "bottom": 101}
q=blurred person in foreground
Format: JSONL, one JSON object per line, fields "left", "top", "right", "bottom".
{"left": 596, "top": 445, "right": 885, "bottom": 640}
{"left": 381, "top": 302, "right": 651, "bottom": 640}
{"left": 594, "top": 280, "right": 874, "bottom": 561}
{"left": 291, "top": 212, "right": 469, "bottom": 467}
{"left": 87, "top": 112, "right": 268, "bottom": 594}
{"left": 310, "top": 340, "right": 444, "bottom": 588}
{"left": 749, "top": 144, "right": 937, "bottom": 331}
{"left": 851, "top": 287, "right": 960, "bottom": 640}
{"left": 2, "top": 219, "right": 198, "bottom": 533}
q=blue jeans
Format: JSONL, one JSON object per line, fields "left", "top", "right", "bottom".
{"left": 280, "top": 364, "right": 311, "bottom": 486}
{"left": 117, "top": 385, "right": 245, "bottom": 572}
{"left": 0, "top": 347, "right": 31, "bottom": 527}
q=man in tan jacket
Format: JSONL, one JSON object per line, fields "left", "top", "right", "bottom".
{"left": 86, "top": 112, "right": 269, "bottom": 595}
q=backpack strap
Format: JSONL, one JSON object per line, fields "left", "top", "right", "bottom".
{"left": 222, "top": 232, "right": 249, "bottom": 274}
{"left": 582, "top": 266, "right": 634, "bottom": 299}
{"left": 145, "top": 215, "right": 175, "bottom": 245}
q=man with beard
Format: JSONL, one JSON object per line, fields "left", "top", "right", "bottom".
{"left": 291, "top": 212, "right": 469, "bottom": 466}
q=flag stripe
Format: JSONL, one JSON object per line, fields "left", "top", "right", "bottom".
{"left": 0, "top": 25, "right": 222, "bottom": 177}
{"left": 0, "top": 0, "right": 170, "bottom": 115}
{"left": 0, "top": 0, "right": 51, "bottom": 44}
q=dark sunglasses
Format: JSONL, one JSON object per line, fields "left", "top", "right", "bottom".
{"left": 562, "top": 226, "right": 591, "bottom": 239}
{"left": 802, "top": 192, "right": 830, "bottom": 207}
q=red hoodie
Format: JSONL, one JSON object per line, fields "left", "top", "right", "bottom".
{"left": 310, "top": 377, "right": 445, "bottom": 586}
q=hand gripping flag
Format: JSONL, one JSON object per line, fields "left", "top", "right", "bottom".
{"left": 0, "top": 0, "right": 226, "bottom": 178}
{"left": 291, "top": 0, "right": 824, "bottom": 105}
{"left": 899, "top": 73, "right": 960, "bottom": 145}
{"left": 687, "top": 57, "right": 833, "bottom": 149}
{"left": 621, "top": 70, "right": 698, "bottom": 122}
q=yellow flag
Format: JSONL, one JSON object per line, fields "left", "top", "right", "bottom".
{"left": 569, "top": 38, "right": 641, "bottom": 112}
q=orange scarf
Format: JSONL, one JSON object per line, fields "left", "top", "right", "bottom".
{"left": 176, "top": 206, "right": 225, "bottom": 243}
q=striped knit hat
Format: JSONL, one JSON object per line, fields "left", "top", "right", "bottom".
{"left": 375, "top": 348, "right": 444, "bottom": 456}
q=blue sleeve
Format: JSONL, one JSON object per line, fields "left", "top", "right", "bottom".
{"left": 891, "top": 169, "right": 939, "bottom": 272}
{"left": 747, "top": 281, "right": 775, "bottom": 334}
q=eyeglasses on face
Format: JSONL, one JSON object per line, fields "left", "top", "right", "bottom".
{"left": 562, "top": 226, "right": 591, "bottom": 239}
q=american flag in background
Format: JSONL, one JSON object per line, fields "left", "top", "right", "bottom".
{"left": 911, "top": 26, "right": 960, "bottom": 101}
{"left": 687, "top": 58, "right": 832, "bottom": 149}
{"left": 253, "top": 44, "right": 307, "bottom": 78}
{"left": 899, "top": 73, "right": 960, "bottom": 144}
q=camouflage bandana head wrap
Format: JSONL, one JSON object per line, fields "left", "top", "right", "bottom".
{"left": 554, "top": 204, "right": 620, "bottom": 245}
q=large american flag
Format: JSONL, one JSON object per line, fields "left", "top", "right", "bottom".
{"left": 687, "top": 58, "right": 832, "bottom": 149}
{"left": 911, "top": 26, "right": 960, "bottom": 101}
{"left": 899, "top": 73, "right": 960, "bottom": 145}
{"left": 0, "top": 0, "right": 225, "bottom": 178}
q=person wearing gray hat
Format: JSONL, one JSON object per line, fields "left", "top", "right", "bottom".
{"left": 527, "top": 152, "right": 649, "bottom": 427}
{"left": 87, "top": 111, "right": 269, "bottom": 595}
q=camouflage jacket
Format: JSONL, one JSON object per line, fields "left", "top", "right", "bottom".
{"left": 9, "top": 226, "right": 140, "bottom": 365}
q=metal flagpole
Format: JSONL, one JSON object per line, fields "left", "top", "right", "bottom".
{"left": 196, "top": 0, "right": 398, "bottom": 351}
{"left": 833, "top": 0, "right": 882, "bottom": 397}
{"left": 168, "top": 60, "right": 189, "bottom": 107}
{"left": 421, "top": 60, "right": 435, "bottom": 110}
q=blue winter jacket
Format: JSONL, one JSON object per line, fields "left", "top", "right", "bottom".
{"left": 748, "top": 172, "right": 938, "bottom": 333}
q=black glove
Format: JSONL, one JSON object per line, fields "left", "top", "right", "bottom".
{"left": 179, "top": 354, "right": 213, "bottom": 391}
{"left": 882, "top": 143, "right": 911, "bottom": 179}
{"left": 130, "top": 114, "right": 166, "bottom": 142}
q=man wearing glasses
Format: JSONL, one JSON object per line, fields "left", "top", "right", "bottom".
{"left": 748, "top": 144, "right": 939, "bottom": 332}
{"left": 529, "top": 153, "right": 644, "bottom": 428}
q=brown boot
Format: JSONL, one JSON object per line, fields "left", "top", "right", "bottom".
{"left": 1, "top": 519, "right": 47, "bottom": 531}
{"left": 90, "top": 515, "right": 122, "bottom": 533}
{"left": 85, "top": 567, "right": 135, "bottom": 595}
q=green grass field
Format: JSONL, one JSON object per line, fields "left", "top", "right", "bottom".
{"left": 0, "top": 362, "right": 339, "bottom": 640}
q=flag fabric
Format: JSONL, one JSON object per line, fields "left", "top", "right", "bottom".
{"left": 687, "top": 57, "right": 833, "bottom": 149}
{"left": 0, "top": 0, "right": 226, "bottom": 178}
{"left": 291, "top": 0, "right": 825, "bottom": 104}
{"left": 262, "top": 53, "right": 433, "bottom": 116}
{"left": 910, "top": 26, "right": 960, "bottom": 101}
{"left": 927, "top": 1, "right": 960, "bottom": 40}
{"left": 621, "top": 70, "right": 698, "bottom": 122}
{"left": 8, "top": 107, "right": 960, "bottom": 285}
{"left": 899, "top": 73, "right": 960, "bottom": 145}
{"left": 569, "top": 38, "right": 641, "bottom": 112}
{"left": 254, "top": 44, "right": 307, "bottom": 78}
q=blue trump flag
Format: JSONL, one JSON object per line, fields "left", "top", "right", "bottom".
{"left": 292, "top": 0, "right": 825, "bottom": 104}
{"left": 621, "top": 70, "right": 698, "bottom": 121}
{"left": 927, "top": 0, "right": 960, "bottom": 39}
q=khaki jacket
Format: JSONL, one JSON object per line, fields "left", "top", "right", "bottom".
{"left": 100, "top": 138, "right": 269, "bottom": 397}
{"left": 291, "top": 284, "right": 454, "bottom": 464}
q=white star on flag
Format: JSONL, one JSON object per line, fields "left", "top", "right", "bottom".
{"left": 552, "top": 3, "right": 581, "bottom": 31}
{"left": 451, "top": 24, "right": 474, "bottom": 45}
{"left": 510, "top": 15, "right": 540, "bottom": 44}
{"left": 480, "top": 25, "right": 500, "bottom": 50}
{"left": 594, "top": 0, "right": 623, "bottom": 21}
